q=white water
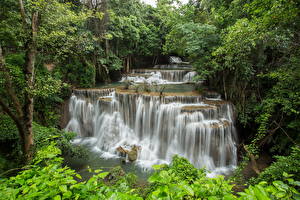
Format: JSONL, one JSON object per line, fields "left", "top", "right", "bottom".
{"left": 121, "top": 70, "right": 197, "bottom": 84}
{"left": 169, "top": 56, "right": 183, "bottom": 64}
{"left": 65, "top": 88, "right": 237, "bottom": 176}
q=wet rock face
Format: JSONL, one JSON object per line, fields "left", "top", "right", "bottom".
{"left": 116, "top": 145, "right": 140, "bottom": 162}
{"left": 128, "top": 149, "right": 138, "bottom": 162}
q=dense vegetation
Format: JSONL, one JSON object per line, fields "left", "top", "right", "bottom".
{"left": 1, "top": 142, "right": 300, "bottom": 199}
{"left": 0, "top": 0, "right": 299, "bottom": 199}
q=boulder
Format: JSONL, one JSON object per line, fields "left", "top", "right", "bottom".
{"left": 116, "top": 145, "right": 140, "bottom": 162}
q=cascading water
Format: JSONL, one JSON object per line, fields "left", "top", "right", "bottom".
{"left": 65, "top": 87, "right": 238, "bottom": 176}
{"left": 121, "top": 69, "right": 197, "bottom": 84}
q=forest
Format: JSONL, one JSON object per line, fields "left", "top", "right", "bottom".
{"left": 0, "top": 0, "right": 299, "bottom": 199}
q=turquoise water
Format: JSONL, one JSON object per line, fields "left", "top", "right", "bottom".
{"left": 64, "top": 148, "right": 153, "bottom": 181}
{"left": 96, "top": 82, "right": 196, "bottom": 93}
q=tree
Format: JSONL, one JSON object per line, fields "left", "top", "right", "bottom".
{"left": 0, "top": 0, "right": 90, "bottom": 160}
{"left": 0, "top": 0, "right": 38, "bottom": 160}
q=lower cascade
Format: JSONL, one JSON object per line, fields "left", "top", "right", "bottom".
{"left": 65, "top": 88, "right": 238, "bottom": 176}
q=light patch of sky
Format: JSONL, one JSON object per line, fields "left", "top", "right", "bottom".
{"left": 141, "top": 0, "right": 189, "bottom": 7}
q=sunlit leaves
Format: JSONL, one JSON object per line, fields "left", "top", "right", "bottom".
{"left": 32, "top": 75, "right": 68, "bottom": 98}
{"left": 36, "top": 0, "right": 93, "bottom": 59}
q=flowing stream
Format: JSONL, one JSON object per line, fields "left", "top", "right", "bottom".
{"left": 65, "top": 69, "right": 237, "bottom": 177}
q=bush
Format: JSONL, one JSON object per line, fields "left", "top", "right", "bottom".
{"left": 33, "top": 122, "right": 88, "bottom": 159}
{"left": 57, "top": 58, "right": 95, "bottom": 88}
{"left": 0, "top": 143, "right": 141, "bottom": 200}
{"left": 240, "top": 174, "right": 300, "bottom": 200}
{"left": 148, "top": 156, "right": 235, "bottom": 199}
{"left": 0, "top": 116, "right": 88, "bottom": 173}
{"left": 250, "top": 147, "right": 300, "bottom": 185}
{"left": 0, "top": 114, "right": 19, "bottom": 141}
{"left": 1, "top": 147, "right": 299, "bottom": 200}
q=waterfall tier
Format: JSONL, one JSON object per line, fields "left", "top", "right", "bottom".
{"left": 121, "top": 69, "right": 197, "bottom": 84}
{"left": 65, "top": 88, "right": 237, "bottom": 175}
{"left": 73, "top": 88, "right": 115, "bottom": 101}
{"left": 154, "top": 64, "right": 192, "bottom": 69}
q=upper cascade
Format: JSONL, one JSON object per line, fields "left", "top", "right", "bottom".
{"left": 121, "top": 56, "right": 197, "bottom": 84}
{"left": 153, "top": 56, "right": 192, "bottom": 69}
{"left": 121, "top": 69, "right": 197, "bottom": 84}
{"left": 65, "top": 87, "right": 238, "bottom": 176}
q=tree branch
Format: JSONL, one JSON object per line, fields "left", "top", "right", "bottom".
{"left": 273, "top": 121, "right": 299, "bottom": 147}
{"left": 18, "top": 0, "right": 27, "bottom": 26}
{"left": 0, "top": 167, "right": 30, "bottom": 177}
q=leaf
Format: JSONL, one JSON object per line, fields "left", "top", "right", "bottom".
{"left": 59, "top": 185, "right": 68, "bottom": 193}
{"left": 273, "top": 181, "right": 289, "bottom": 191}
{"left": 274, "top": 191, "right": 286, "bottom": 198}
{"left": 180, "top": 184, "right": 194, "bottom": 196}
{"left": 94, "top": 169, "right": 102, "bottom": 173}
{"left": 54, "top": 195, "right": 61, "bottom": 200}
{"left": 148, "top": 173, "right": 161, "bottom": 183}
{"left": 63, "top": 191, "right": 72, "bottom": 198}
{"left": 75, "top": 174, "right": 82, "bottom": 179}
{"left": 97, "top": 172, "right": 109, "bottom": 179}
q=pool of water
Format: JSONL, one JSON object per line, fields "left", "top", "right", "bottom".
{"left": 64, "top": 145, "right": 153, "bottom": 181}
{"left": 96, "top": 82, "right": 196, "bottom": 93}
{"left": 157, "top": 83, "right": 196, "bottom": 93}
{"left": 96, "top": 82, "right": 124, "bottom": 89}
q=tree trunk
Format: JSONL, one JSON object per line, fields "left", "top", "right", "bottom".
{"left": 19, "top": 0, "right": 39, "bottom": 160}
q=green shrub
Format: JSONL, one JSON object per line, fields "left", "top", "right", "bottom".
{"left": 0, "top": 114, "right": 19, "bottom": 141}
{"left": 1, "top": 147, "right": 299, "bottom": 200}
{"left": 250, "top": 147, "right": 300, "bottom": 185}
{"left": 240, "top": 173, "right": 300, "bottom": 200}
{"left": 0, "top": 143, "right": 141, "bottom": 200}
{"left": 58, "top": 59, "right": 95, "bottom": 88}
{"left": 33, "top": 122, "right": 88, "bottom": 159}
{"left": 148, "top": 156, "right": 235, "bottom": 199}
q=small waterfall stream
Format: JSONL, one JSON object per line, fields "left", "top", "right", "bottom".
{"left": 65, "top": 83, "right": 238, "bottom": 176}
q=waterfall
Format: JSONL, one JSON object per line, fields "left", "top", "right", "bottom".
{"left": 169, "top": 56, "right": 183, "bottom": 64}
{"left": 122, "top": 69, "right": 197, "bottom": 84}
{"left": 65, "top": 88, "right": 237, "bottom": 175}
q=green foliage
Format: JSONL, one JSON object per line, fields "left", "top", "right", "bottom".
{"left": 0, "top": 143, "right": 140, "bottom": 200}
{"left": 0, "top": 114, "right": 19, "bottom": 140}
{"left": 58, "top": 58, "right": 95, "bottom": 88}
{"left": 31, "top": 0, "right": 93, "bottom": 60}
{"left": 32, "top": 74, "right": 68, "bottom": 98}
{"left": 99, "top": 53, "right": 123, "bottom": 71}
{"left": 0, "top": 154, "right": 17, "bottom": 174}
{"left": 1, "top": 148, "right": 299, "bottom": 199}
{"left": 0, "top": 53, "right": 26, "bottom": 96}
{"left": 0, "top": 114, "right": 21, "bottom": 173}
{"left": 0, "top": 115, "right": 88, "bottom": 170}
{"left": 164, "top": 22, "right": 219, "bottom": 78}
{"left": 1, "top": 0, "right": 300, "bottom": 197}
{"left": 148, "top": 156, "right": 235, "bottom": 199}
{"left": 250, "top": 147, "right": 300, "bottom": 185}
{"left": 167, "top": 155, "right": 201, "bottom": 183}
{"left": 239, "top": 175, "right": 300, "bottom": 200}
{"left": 32, "top": 123, "right": 88, "bottom": 159}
